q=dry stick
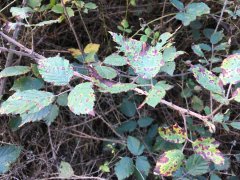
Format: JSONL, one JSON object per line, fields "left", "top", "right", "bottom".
{"left": 61, "top": 0, "right": 84, "bottom": 54}
{"left": 0, "top": 47, "right": 38, "bottom": 59}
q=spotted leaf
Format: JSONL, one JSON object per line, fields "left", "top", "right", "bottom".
{"left": 192, "top": 137, "right": 224, "bottom": 165}
{"left": 93, "top": 65, "right": 117, "bottom": 80}
{"left": 158, "top": 124, "right": 187, "bottom": 144}
{"left": 97, "top": 82, "right": 137, "bottom": 94}
{"left": 67, "top": 82, "right": 95, "bottom": 115}
{"left": 38, "top": 56, "right": 74, "bottom": 86}
{"left": 154, "top": 149, "right": 184, "bottom": 176}
{"left": 220, "top": 54, "right": 240, "bottom": 85}
{"left": 0, "top": 90, "right": 55, "bottom": 115}
{"left": 192, "top": 65, "right": 224, "bottom": 94}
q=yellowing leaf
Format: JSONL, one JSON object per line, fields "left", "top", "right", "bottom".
{"left": 63, "top": 0, "right": 71, "bottom": 4}
{"left": 68, "top": 48, "right": 82, "bottom": 57}
{"left": 84, "top": 43, "right": 100, "bottom": 54}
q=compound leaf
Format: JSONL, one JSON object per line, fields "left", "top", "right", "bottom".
{"left": 68, "top": 82, "right": 95, "bottom": 115}
{"left": 127, "top": 136, "right": 145, "bottom": 156}
{"left": 158, "top": 124, "right": 187, "bottom": 144}
{"left": 220, "top": 54, "right": 240, "bottom": 85}
{"left": 192, "top": 137, "right": 224, "bottom": 165}
{"left": 38, "top": 56, "right": 74, "bottom": 86}
{"left": 154, "top": 149, "right": 184, "bottom": 176}
{"left": 135, "top": 156, "right": 151, "bottom": 179}
{"left": 114, "top": 157, "right": 134, "bottom": 180}
{"left": 0, "top": 90, "right": 55, "bottom": 115}
{"left": 192, "top": 65, "right": 224, "bottom": 94}
{"left": 0, "top": 66, "right": 30, "bottom": 78}
{"left": 0, "top": 145, "right": 22, "bottom": 174}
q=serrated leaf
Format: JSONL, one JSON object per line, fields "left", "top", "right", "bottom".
{"left": 154, "top": 149, "right": 184, "bottom": 176}
{"left": 136, "top": 156, "right": 151, "bottom": 179}
{"left": 160, "top": 61, "right": 176, "bottom": 76}
{"left": 191, "top": 96, "right": 204, "bottom": 112}
{"left": 84, "top": 43, "right": 100, "bottom": 54}
{"left": 192, "top": 65, "right": 224, "bottom": 94}
{"left": 138, "top": 117, "right": 154, "bottom": 128}
{"left": 38, "top": 56, "right": 74, "bottom": 86}
{"left": 220, "top": 54, "right": 240, "bottom": 85}
{"left": 94, "top": 65, "right": 117, "bottom": 80}
{"left": 0, "top": 145, "right": 22, "bottom": 174}
{"left": 116, "top": 120, "right": 137, "bottom": 133}
{"left": 68, "top": 82, "right": 95, "bottom": 115}
{"left": 185, "top": 154, "right": 210, "bottom": 176}
{"left": 175, "top": 12, "right": 196, "bottom": 26}
{"left": 59, "top": 161, "right": 74, "bottom": 178}
{"left": 192, "top": 137, "right": 224, "bottom": 165}
{"left": 0, "top": 90, "right": 55, "bottom": 115}
{"left": 98, "top": 82, "right": 137, "bottom": 94}
{"left": 192, "top": 44, "right": 205, "bottom": 57}
{"left": 11, "top": 77, "right": 44, "bottom": 91}
{"left": 0, "top": 66, "right": 30, "bottom": 78}
{"left": 210, "top": 31, "right": 224, "bottom": 45}
{"left": 141, "top": 81, "right": 172, "bottom": 108}
{"left": 158, "top": 124, "right": 187, "bottom": 144}
{"left": 103, "top": 53, "right": 128, "bottom": 66}
{"left": 119, "top": 99, "right": 136, "bottom": 117}
{"left": 127, "top": 136, "right": 145, "bottom": 155}
{"left": 20, "top": 105, "right": 52, "bottom": 126}
{"left": 44, "top": 105, "right": 59, "bottom": 126}
{"left": 114, "top": 157, "right": 134, "bottom": 180}
{"left": 10, "top": 7, "right": 33, "bottom": 19}
{"left": 186, "top": 3, "right": 210, "bottom": 17}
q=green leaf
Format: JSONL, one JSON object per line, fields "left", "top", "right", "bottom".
{"left": 38, "top": 56, "right": 74, "bottom": 86}
{"left": 127, "top": 136, "right": 145, "bottom": 156}
{"left": 59, "top": 161, "right": 74, "bottom": 178}
{"left": 158, "top": 124, "right": 187, "bottom": 144}
{"left": 160, "top": 62, "right": 175, "bottom": 76}
{"left": 185, "top": 154, "right": 210, "bottom": 176}
{"left": 138, "top": 117, "right": 154, "bottom": 128}
{"left": 103, "top": 53, "right": 128, "bottom": 66}
{"left": 153, "top": 136, "right": 183, "bottom": 152}
{"left": 186, "top": 3, "right": 210, "bottom": 17}
{"left": 97, "top": 82, "right": 137, "bottom": 94}
{"left": 99, "top": 162, "right": 110, "bottom": 173}
{"left": 44, "top": 104, "right": 59, "bottom": 126}
{"left": 170, "top": 0, "right": 184, "bottom": 10}
{"left": 10, "top": 7, "right": 33, "bottom": 19}
{"left": 229, "top": 122, "right": 240, "bottom": 130}
{"left": 114, "top": 157, "right": 134, "bottom": 180}
{"left": 154, "top": 149, "right": 184, "bottom": 176}
{"left": 220, "top": 54, "right": 240, "bottom": 85}
{"left": 119, "top": 99, "right": 136, "bottom": 117}
{"left": 210, "top": 31, "right": 224, "bottom": 45}
{"left": 212, "top": 113, "right": 224, "bottom": 123}
{"left": 135, "top": 156, "right": 151, "bottom": 179}
{"left": 0, "top": 66, "right": 31, "bottom": 78}
{"left": 0, "top": 90, "right": 55, "bottom": 115}
{"left": 68, "top": 82, "right": 95, "bottom": 115}
{"left": 84, "top": 2, "right": 97, "bottom": 9}
{"left": 191, "top": 96, "right": 204, "bottom": 112}
{"left": 192, "top": 44, "right": 205, "bottom": 57}
{"left": 94, "top": 65, "right": 117, "bottom": 80}
{"left": 20, "top": 105, "right": 52, "bottom": 126}
{"left": 0, "top": 145, "right": 22, "bottom": 174}
{"left": 52, "top": 4, "right": 63, "bottom": 13}
{"left": 116, "top": 120, "right": 137, "bottom": 133}
{"left": 11, "top": 77, "right": 44, "bottom": 91}
{"left": 8, "top": 117, "right": 22, "bottom": 131}
{"left": 210, "top": 174, "right": 221, "bottom": 180}
{"left": 192, "top": 65, "right": 224, "bottom": 94}
{"left": 57, "top": 93, "right": 68, "bottom": 106}
{"left": 175, "top": 12, "right": 196, "bottom": 26}
{"left": 192, "top": 137, "right": 224, "bottom": 165}
{"left": 141, "top": 81, "right": 172, "bottom": 108}
{"left": 27, "top": 0, "right": 42, "bottom": 8}
{"left": 163, "top": 47, "right": 184, "bottom": 62}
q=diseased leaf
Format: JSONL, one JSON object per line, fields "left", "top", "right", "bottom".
{"left": 94, "top": 65, "right": 117, "bottom": 80}
{"left": 68, "top": 82, "right": 95, "bottom": 115}
{"left": 11, "top": 77, "right": 44, "bottom": 91}
{"left": 103, "top": 53, "right": 128, "bottom": 66}
{"left": 97, "top": 82, "right": 137, "bottom": 94}
{"left": 141, "top": 81, "right": 172, "bottom": 108}
{"left": 10, "top": 7, "right": 33, "bottom": 19}
{"left": 0, "top": 90, "right": 55, "bottom": 115}
{"left": 192, "top": 137, "right": 224, "bottom": 165}
{"left": 185, "top": 154, "right": 210, "bottom": 176}
{"left": 220, "top": 54, "right": 240, "bottom": 85}
{"left": 158, "top": 124, "right": 187, "bottom": 144}
{"left": 127, "top": 136, "right": 145, "bottom": 156}
{"left": 192, "top": 65, "right": 224, "bottom": 94}
{"left": 0, "top": 66, "right": 30, "bottom": 78}
{"left": 154, "top": 149, "right": 184, "bottom": 176}
{"left": 84, "top": 43, "right": 100, "bottom": 53}
{"left": 114, "top": 157, "right": 134, "bottom": 180}
{"left": 135, "top": 156, "right": 151, "bottom": 179}
{"left": 38, "top": 56, "right": 74, "bottom": 86}
{"left": 59, "top": 161, "right": 74, "bottom": 178}
{"left": 191, "top": 96, "right": 204, "bottom": 112}
{"left": 0, "top": 145, "right": 22, "bottom": 174}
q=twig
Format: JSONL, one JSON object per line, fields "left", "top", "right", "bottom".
{"left": 48, "top": 126, "right": 57, "bottom": 161}
{"left": 214, "top": 0, "right": 228, "bottom": 33}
